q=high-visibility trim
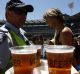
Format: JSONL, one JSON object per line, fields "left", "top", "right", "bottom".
{"left": 10, "top": 31, "right": 26, "bottom": 46}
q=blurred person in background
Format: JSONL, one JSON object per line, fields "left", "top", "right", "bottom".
{"left": 77, "top": 35, "right": 80, "bottom": 45}
{"left": 32, "top": 35, "right": 44, "bottom": 58}
{"left": 32, "top": 35, "right": 44, "bottom": 45}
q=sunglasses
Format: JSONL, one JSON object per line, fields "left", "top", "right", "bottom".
{"left": 13, "top": 8, "right": 27, "bottom": 15}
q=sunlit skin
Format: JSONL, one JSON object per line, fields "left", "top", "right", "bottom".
{"left": 45, "top": 16, "right": 74, "bottom": 46}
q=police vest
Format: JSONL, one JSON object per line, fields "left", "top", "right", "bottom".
{"left": 9, "top": 30, "right": 27, "bottom": 46}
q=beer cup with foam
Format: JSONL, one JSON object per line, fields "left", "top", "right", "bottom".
{"left": 45, "top": 45, "right": 75, "bottom": 74}
{"left": 9, "top": 45, "right": 37, "bottom": 74}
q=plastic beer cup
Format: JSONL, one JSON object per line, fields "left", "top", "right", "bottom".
{"left": 9, "top": 45, "right": 37, "bottom": 74}
{"left": 45, "top": 45, "right": 75, "bottom": 74}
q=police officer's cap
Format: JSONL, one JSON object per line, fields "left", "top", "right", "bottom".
{"left": 6, "top": 0, "right": 34, "bottom": 12}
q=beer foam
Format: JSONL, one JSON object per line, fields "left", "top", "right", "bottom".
{"left": 9, "top": 46, "right": 37, "bottom": 54}
{"left": 45, "top": 45, "right": 75, "bottom": 53}
{"left": 10, "top": 49, "right": 37, "bottom": 54}
{"left": 46, "top": 49, "right": 74, "bottom": 53}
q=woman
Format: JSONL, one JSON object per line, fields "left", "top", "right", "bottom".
{"left": 43, "top": 8, "right": 74, "bottom": 46}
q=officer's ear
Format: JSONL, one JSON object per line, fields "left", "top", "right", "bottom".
{"left": 5, "top": 10, "right": 14, "bottom": 20}
{"left": 7, "top": 10, "right": 13, "bottom": 16}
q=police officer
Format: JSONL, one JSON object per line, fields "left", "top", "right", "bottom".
{"left": 0, "top": 0, "right": 34, "bottom": 46}
{"left": 0, "top": 0, "right": 34, "bottom": 73}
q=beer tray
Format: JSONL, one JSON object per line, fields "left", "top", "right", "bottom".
{"left": 5, "top": 59, "right": 79, "bottom": 74}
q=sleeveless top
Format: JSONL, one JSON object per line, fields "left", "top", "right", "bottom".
{"left": 55, "top": 32, "right": 75, "bottom": 45}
